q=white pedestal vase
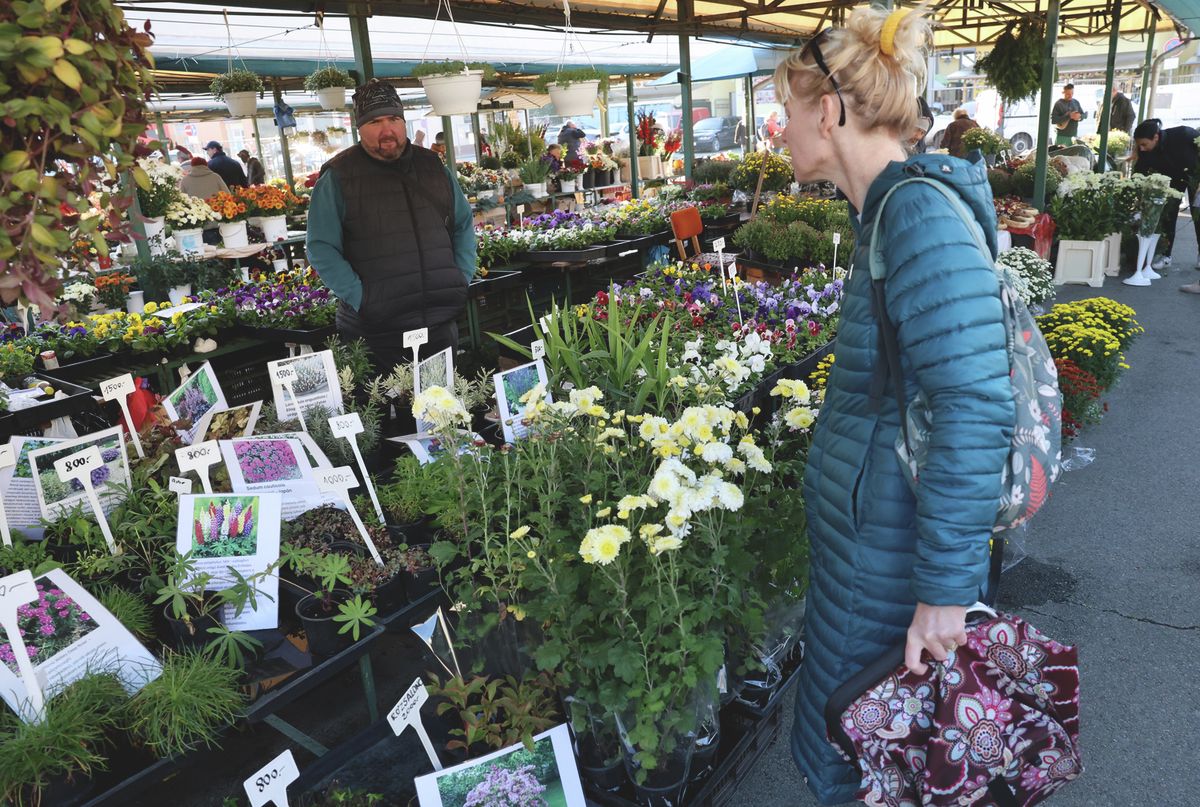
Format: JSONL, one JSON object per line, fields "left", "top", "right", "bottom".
{"left": 316, "top": 86, "right": 346, "bottom": 110}
{"left": 125, "top": 291, "right": 145, "bottom": 314}
{"left": 1124, "top": 234, "right": 1160, "bottom": 286}
{"left": 1103, "top": 232, "right": 1122, "bottom": 276}
{"left": 143, "top": 216, "right": 167, "bottom": 256}
{"left": 218, "top": 220, "right": 249, "bottom": 248}
{"left": 420, "top": 71, "right": 484, "bottom": 116}
{"left": 259, "top": 215, "right": 289, "bottom": 242}
{"left": 173, "top": 228, "right": 205, "bottom": 257}
{"left": 223, "top": 91, "right": 258, "bottom": 118}
{"left": 547, "top": 80, "right": 601, "bottom": 116}
{"left": 168, "top": 284, "right": 193, "bottom": 305}
{"left": 1053, "top": 239, "right": 1105, "bottom": 287}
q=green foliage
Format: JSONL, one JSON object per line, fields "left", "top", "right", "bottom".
{"left": 479, "top": 155, "right": 502, "bottom": 170}
{"left": 532, "top": 66, "right": 609, "bottom": 93}
{"left": 374, "top": 455, "right": 430, "bottom": 524}
{"left": 518, "top": 158, "right": 552, "bottom": 184}
{"left": 304, "top": 66, "right": 351, "bottom": 91}
{"left": 204, "top": 624, "right": 263, "bottom": 669}
{"left": 974, "top": 21, "right": 1045, "bottom": 105}
{"left": 0, "top": 540, "right": 52, "bottom": 576}
{"left": 210, "top": 69, "right": 263, "bottom": 100}
{"left": 501, "top": 150, "right": 523, "bottom": 169}
{"left": 429, "top": 671, "right": 560, "bottom": 755}
{"left": 324, "top": 334, "right": 376, "bottom": 393}
{"left": 333, "top": 594, "right": 377, "bottom": 640}
{"left": 126, "top": 650, "right": 244, "bottom": 758}
{"left": 987, "top": 169, "right": 1014, "bottom": 198}
{"left": 298, "top": 789, "right": 386, "bottom": 807}
{"left": 0, "top": 0, "right": 158, "bottom": 307}
{"left": 729, "top": 150, "right": 793, "bottom": 193}
{"left": 1010, "top": 161, "right": 1061, "bottom": 201}
{"left": 693, "top": 157, "right": 739, "bottom": 185}
{"left": 961, "top": 127, "right": 1010, "bottom": 156}
{"left": 0, "top": 345, "right": 34, "bottom": 385}
{"left": 97, "top": 585, "right": 153, "bottom": 638}
{"left": 410, "top": 60, "right": 496, "bottom": 80}
{"left": 129, "top": 249, "right": 187, "bottom": 302}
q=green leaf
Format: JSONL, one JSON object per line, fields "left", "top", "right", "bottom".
{"left": 0, "top": 150, "right": 28, "bottom": 172}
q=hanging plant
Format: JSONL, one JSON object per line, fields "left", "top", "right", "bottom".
{"left": 975, "top": 21, "right": 1046, "bottom": 105}
{"left": 0, "top": 0, "right": 157, "bottom": 306}
{"left": 303, "top": 66, "right": 351, "bottom": 92}
{"left": 410, "top": 61, "right": 496, "bottom": 80}
{"left": 532, "top": 66, "right": 609, "bottom": 94}
{"left": 209, "top": 69, "right": 263, "bottom": 100}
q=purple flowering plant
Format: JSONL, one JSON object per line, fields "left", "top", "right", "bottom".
{"left": 461, "top": 764, "right": 548, "bottom": 807}
{"left": 0, "top": 578, "right": 99, "bottom": 675}
{"left": 235, "top": 439, "right": 303, "bottom": 484}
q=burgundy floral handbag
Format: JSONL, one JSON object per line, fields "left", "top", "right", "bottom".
{"left": 825, "top": 605, "right": 1083, "bottom": 807}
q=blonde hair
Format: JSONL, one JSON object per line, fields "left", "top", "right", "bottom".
{"left": 774, "top": 4, "right": 931, "bottom": 137}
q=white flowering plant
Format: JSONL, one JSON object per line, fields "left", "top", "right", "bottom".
{"left": 165, "top": 194, "right": 222, "bottom": 229}
{"left": 996, "top": 246, "right": 1055, "bottom": 306}
{"left": 60, "top": 281, "right": 98, "bottom": 311}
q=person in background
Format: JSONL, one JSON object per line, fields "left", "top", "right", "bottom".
{"left": 204, "top": 141, "right": 248, "bottom": 188}
{"left": 542, "top": 143, "right": 563, "bottom": 173}
{"left": 774, "top": 6, "right": 1014, "bottom": 802}
{"left": 1110, "top": 85, "right": 1136, "bottom": 136}
{"left": 180, "top": 156, "right": 230, "bottom": 199}
{"left": 940, "top": 107, "right": 980, "bottom": 158}
{"left": 1051, "top": 84, "right": 1085, "bottom": 146}
{"left": 909, "top": 95, "right": 934, "bottom": 153}
{"left": 557, "top": 120, "right": 587, "bottom": 162}
{"left": 478, "top": 133, "right": 493, "bottom": 159}
{"left": 237, "top": 149, "right": 266, "bottom": 185}
{"left": 431, "top": 132, "right": 446, "bottom": 158}
{"left": 305, "top": 79, "right": 476, "bottom": 369}
{"left": 1131, "top": 118, "right": 1200, "bottom": 289}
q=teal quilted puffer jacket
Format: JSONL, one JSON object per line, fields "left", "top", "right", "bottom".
{"left": 791, "top": 153, "right": 1016, "bottom": 804}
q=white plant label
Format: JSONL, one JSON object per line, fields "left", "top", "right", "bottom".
{"left": 404, "top": 326, "right": 428, "bottom": 370}
{"left": 55, "top": 446, "right": 117, "bottom": 554}
{"left": 0, "top": 570, "right": 45, "bottom": 723}
{"left": 729, "top": 262, "right": 744, "bottom": 325}
{"left": 270, "top": 365, "right": 308, "bottom": 434}
{"left": 530, "top": 339, "right": 546, "bottom": 360}
{"left": 516, "top": 204, "right": 525, "bottom": 223}
{"left": 175, "top": 440, "right": 220, "bottom": 495}
{"left": 388, "top": 677, "right": 442, "bottom": 771}
{"left": 574, "top": 191, "right": 585, "bottom": 205}
{"left": 317, "top": 466, "right": 383, "bottom": 565}
{"left": 715, "top": 238, "right": 728, "bottom": 293}
{"left": 99, "top": 374, "right": 144, "bottom": 458}
{"left": 0, "top": 445, "right": 13, "bottom": 547}
{"left": 727, "top": 262, "right": 738, "bottom": 279}
{"left": 832, "top": 231, "right": 841, "bottom": 245}
{"left": 327, "top": 413, "right": 384, "bottom": 525}
{"left": 244, "top": 748, "right": 299, "bottom": 807}
{"left": 168, "top": 476, "right": 193, "bottom": 495}
{"left": 712, "top": 237, "right": 726, "bottom": 252}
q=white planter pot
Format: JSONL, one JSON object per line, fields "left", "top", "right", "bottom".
{"left": 419, "top": 70, "right": 484, "bottom": 117}
{"left": 1053, "top": 238, "right": 1105, "bottom": 287}
{"left": 173, "top": 228, "right": 205, "bottom": 257}
{"left": 1103, "top": 232, "right": 1122, "bottom": 276}
{"left": 547, "top": 80, "right": 600, "bottom": 117}
{"left": 560, "top": 179, "right": 576, "bottom": 193}
{"left": 218, "top": 220, "right": 249, "bottom": 248}
{"left": 223, "top": 91, "right": 259, "bottom": 118}
{"left": 525, "top": 182, "right": 547, "bottom": 198}
{"left": 477, "top": 188, "right": 496, "bottom": 201}
{"left": 315, "top": 86, "right": 346, "bottom": 111}
{"left": 272, "top": 259, "right": 289, "bottom": 272}
{"left": 259, "top": 215, "right": 288, "bottom": 242}
{"left": 168, "top": 284, "right": 193, "bottom": 306}
{"left": 637, "top": 155, "right": 662, "bottom": 180}
{"left": 143, "top": 215, "right": 167, "bottom": 256}
{"left": 125, "top": 290, "right": 144, "bottom": 315}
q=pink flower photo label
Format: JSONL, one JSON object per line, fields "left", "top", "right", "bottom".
{"left": 317, "top": 466, "right": 383, "bottom": 565}
{"left": 243, "top": 748, "right": 299, "bottom": 807}
{"left": 328, "top": 413, "right": 384, "bottom": 525}
{"left": 99, "top": 374, "right": 143, "bottom": 459}
{"left": 388, "top": 677, "right": 442, "bottom": 770}
{"left": 0, "top": 570, "right": 46, "bottom": 723}
{"left": 54, "top": 447, "right": 117, "bottom": 555}
{"left": 175, "top": 440, "right": 221, "bottom": 495}
{"left": 0, "top": 445, "right": 13, "bottom": 547}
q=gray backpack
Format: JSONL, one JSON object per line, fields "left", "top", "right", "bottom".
{"left": 868, "top": 177, "right": 1063, "bottom": 533}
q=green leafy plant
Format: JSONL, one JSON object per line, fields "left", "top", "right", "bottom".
{"left": 0, "top": 0, "right": 158, "bottom": 307}
{"left": 126, "top": 650, "right": 244, "bottom": 758}
{"left": 304, "top": 66, "right": 351, "bottom": 92}
{"left": 729, "top": 149, "right": 793, "bottom": 193}
{"left": 373, "top": 455, "right": 430, "bottom": 524}
{"left": 532, "top": 66, "right": 609, "bottom": 93}
{"left": 129, "top": 249, "right": 187, "bottom": 302}
{"left": 693, "top": 157, "right": 739, "bottom": 185}
{"left": 974, "top": 21, "right": 1045, "bottom": 105}
{"left": 0, "top": 539, "right": 53, "bottom": 577}
{"left": 97, "top": 585, "right": 153, "bottom": 638}
{"left": 204, "top": 624, "right": 263, "bottom": 669}
{"left": 517, "top": 158, "right": 552, "bottom": 184}
{"left": 410, "top": 60, "right": 496, "bottom": 80}
{"left": 209, "top": 69, "right": 263, "bottom": 100}
{"left": 333, "top": 594, "right": 378, "bottom": 641}
{"left": 500, "top": 150, "right": 523, "bottom": 169}
{"left": 284, "top": 550, "right": 378, "bottom": 639}
{"left": 961, "top": 127, "right": 1010, "bottom": 156}
{"left": 428, "top": 671, "right": 560, "bottom": 754}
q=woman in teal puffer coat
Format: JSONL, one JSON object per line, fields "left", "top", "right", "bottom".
{"left": 774, "top": 7, "right": 1016, "bottom": 804}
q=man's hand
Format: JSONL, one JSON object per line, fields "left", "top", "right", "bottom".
{"left": 905, "top": 603, "right": 968, "bottom": 675}
{"left": 1071, "top": 111, "right": 1082, "bottom": 121}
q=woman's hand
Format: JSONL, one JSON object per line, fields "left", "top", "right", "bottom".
{"left": 905, "top": 603, "right": 968, "bottom": 675}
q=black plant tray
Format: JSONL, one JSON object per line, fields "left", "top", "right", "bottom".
{"left": 37, "top": 351, "right": 122, "bottom": 384}
{"left": 470, "top": 267, "right": 527, "bottom": 296}
{"left": 0, "top": 374, "right": 99, "bottom": 437}
{"left": 731, "top": 340, "right": 835, "bottom": 416}
{"left": 517, "top": 243, "right": 613, "bottom": 264}
{"left": 703, "top": 212, "right": 744, "bottom": 230}
{"left": 234, "top": 322, "right": 336, "bottom": 345}
{"left": 606, "top": 231, "right": 670, "bottom": 257}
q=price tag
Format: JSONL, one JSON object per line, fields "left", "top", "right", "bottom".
{"left": 317, "top": 466, "right": 383, "bottom": 565}
{"left": 270, "top": 364, "right": 307, "bottom": 434}
{"left": 388, "top": 677, "right": 442, "bottom": 770}
{"left": 727, "top": 262, "right": 738, "bottom": 280}
{"left": 516, "top": 204, "right": 525, "bottom": 219}
{"left": 168, "top": 476, "right": 193, "bottom": 494}
{"left": 728, "top": 263, "right": 744, "bottom": 325}
{"left": 0, "top": 446, "right": 13, "bottom": 547}
{"left": 327, "top": 414, "right": 384, "bottom": 525}
{"left": 243, "top": 748, "right": 299, "bottom": 807}
{"left": 714, "top": 237, "right": 728, "bottom": 292}
{"left": 175, "top": 440, "right": 220, "bottom": 495}
{"left": 0, "top": 570, "right": 45, "bottom": 723}
{"left": 832, "top": 232, "right": 841, "bottom": 245}
{"left": 403, "top": 328, "right": 429, "bottom": 350}
{"left": 530, "top": 339, "right": 546, "bottom": 360}
{"left": 271, "top": 364, "right": 296, "bottom": 384}
{"left": 574, "top": 191, "right": 585, "bottom": 205}
{"left": 712, "top": 237, "right": 726, "bottom": 252}
{"left": 55, "top": 446, "right": 118, "bottom": 555}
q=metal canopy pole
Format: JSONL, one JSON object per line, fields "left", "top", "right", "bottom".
{"left": 678, "top": 2, "right": 694, "bottom": 182}
{"left": 273, "top": 83, "right": 295, "bottom": 188}
{"left": 600, "top": 86, "right": 610, "bottom": 138}
{"left": 1095, "top": 0, "right": 1123, "bottom": 170}
{"left": 442, "top": 115, "right": 457, "bottom": 172}
{"left": 626, "top": 75, "right": 640, "bottom": 198}
{"left": 744, "top": 74, "right": 756, "bottom": 154}
{"left": 1032, "top": 0, "right": 1060, "bottom": 212}
{"left": 471, "top": 112, "right": 483, "bottom": 163}
{"left": 1137, "top": 25, "right": 1157, "bottom": 122}
{"left": 349, "top": 9, "right": 375, "bottom": 83}
{"left": 251, "top": 115, "right": 266, "bottom": 166}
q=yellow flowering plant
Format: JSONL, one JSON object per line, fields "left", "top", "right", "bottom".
{"left": 1037, "top": 297, "right": 1139, "bottom": 389}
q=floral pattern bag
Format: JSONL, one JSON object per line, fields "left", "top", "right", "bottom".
{"left": 824, "top": 607, "right": 1083, "bottom": 807}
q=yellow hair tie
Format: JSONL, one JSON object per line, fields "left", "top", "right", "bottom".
{"left": 880, "top": 8, "right": 912, "bottom": 56}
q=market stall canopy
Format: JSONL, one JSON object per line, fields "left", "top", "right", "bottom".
{"left": 648, "top": 44, "right": 785, "bottom": 85}
{"left": 1154, "top": 0, "right": 1200, "bottom": 32}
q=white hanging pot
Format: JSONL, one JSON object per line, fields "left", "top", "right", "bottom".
{"left": 315, "top": 86, "right": 346, "bottom": 111}
{"left": 548, "top": 80, "right": 601, "bottom": 117}
{"left": 168, "top": 284, "right": 193, "bottom": 305}
{"left": 173, "top": 228, "right": 205, "bottom": 257}
{"left": 420, "top": 70, "right": 484, "bottom": 116}
{"left": 223, "top": 91, "right": 259, "bottom": 118}
{"left": 259, "top": 215, "right": 289, "bottom": 242}
{"left": 218, "top": 220, "right": 249, "bottom": 247}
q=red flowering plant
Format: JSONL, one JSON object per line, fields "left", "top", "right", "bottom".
{"left": 636, "top": 110, "right": 661, "bottom": 157}
{"left": 1055, "top": 357, "right": 1105, "bottom": 441}
{"left": 660, "top": 129, "right": 683, "bottom": 160}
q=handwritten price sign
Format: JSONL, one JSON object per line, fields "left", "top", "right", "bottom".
{"left": 317, "top": 466, "right": 383, "bottom": 565}
{"left": 388, "top": 677, "right": 442, "bottom": 770}
{"left": 175, "top": 440, "right": 220, "bottom": 494}
{"left": 55, "top": 447, "right": 118, "bottom": 555}
{"left": 243, "top": 749, "right": 299, "bottom": 807}
{"left": 327, "top": 413, "right": 384, "bottom": 524}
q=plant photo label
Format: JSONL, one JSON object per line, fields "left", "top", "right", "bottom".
{"left": 0, "top": 436, "right": 64, "bottom": 541}
{"left": 174, "top": 493, "right": 282, "bottom": 631}
{"left": 162, "top": 361, "right": 229, "bottom": 444}
{"left": 414, "top": 347, "right": 455, "bottom": 433}
{"left": 493, "top": 358, "right": 550, "bottom": 444}
{"left": 219, "top": 437, "right": 338, "bottom": 520}
{"left": 195, "top": 400, "right": 263, "bottom": 443}
{"left": 28, "top": 427, "right": 130, "bottom": 521}
{"left": 267, "top": 350, "right": 342, "bottom": 425}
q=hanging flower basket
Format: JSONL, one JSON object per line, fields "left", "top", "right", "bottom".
{"left": 315, "top": 86, "right": 347, "bottom": 110}
{"left": 548, "top": 80, "right": 601, "bottom": 116}
{"left": 222, "top": 91, "right": 259, "bottom": 118}
{"left": 305, "top": 66, "right": 351, "bottom": 110}
{"left": 419, "top": 70, "right": 484, "bottom": 116}
{"left": 211, "top": 70, "right": 264, "bottom": 118}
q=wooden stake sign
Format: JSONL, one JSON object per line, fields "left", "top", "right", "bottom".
{"left": 270, "top": 364, "right": 307, "bottom": 434}
{"left": 0, "top": 445, "right": 14, "bottom": 547}
{"left": 175, "top": 440, "right": 221, "bottom": 495}
{"left": 0, "top": 570, "right": 45, "bottom": 723}
{"left": 100, "top": 374, "right": 143, "bottom": 458}
{"left": 328, "top": 413, "right": 384, "bottom": 525}
{"left": 54, "top": 446, "right": 117, "bottom": 555}
{"left": 317, "top": 466, "right": 384, "bottom": 565}
{"left": 244, "top": 748, "right": 299, "bottom": 807}
{"left": 388, "top": 677, "right": 442, "bottom": 771}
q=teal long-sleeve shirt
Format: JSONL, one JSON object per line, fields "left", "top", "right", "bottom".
{"left": 305, "top": 155, "right": 477, "bottom": 312}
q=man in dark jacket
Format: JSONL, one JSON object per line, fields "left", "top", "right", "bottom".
{"left": 1110, "top": 86, "right": 1136, "bottom": 135}
{"left": 557, "top": 120, "right": 587, "bottom": 162}
{"left": 1132, "top": 119, "right": 1200, "bottom": 283}
{"left": 306, "top": 80, "right": 477, "bottom": 370}
{"left": 237, "top": 149, "right": 266, "bottom": 185}
{"left": 204, "top": 141, "right": 248, "bottom": 188}
{"left": 940, "top": 108, "right": 980, "bottom": 158}
{"left": 1050, "top": 84, "right": 1085, "bottom": 146}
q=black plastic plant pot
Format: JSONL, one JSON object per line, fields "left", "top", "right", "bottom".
{"left": 690, "top": 728, "right": 721, "bottom": 783}
{"left": 402, "top": 545, "right": 439, "bottom": 602}
{"left": 27, "top": 769, "right": 95, "bottom": 807}
{"left": 296, "top": 590, "right": 353, "bottom": 658}
{"left": 162, "top": 603, "right": 222, "bottom": 652}
{"left": 372, "top": 573, "right": 409, "bottom": 615}
{"left": 579, "top": 758, "right": 627, "bottom": 793}
{"left": 631, "top": 766, "right": 690, "bottom": 807}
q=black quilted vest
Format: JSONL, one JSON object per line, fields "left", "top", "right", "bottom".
{"left": 320, "top": 143, "right": 467, "bottom": 337}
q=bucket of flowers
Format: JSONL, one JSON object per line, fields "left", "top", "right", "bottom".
{"left": 237, "top": 185, "right": 304, "bottom": 242}
{"left": 166, "top": 194, "right": 220, "bottom": 257}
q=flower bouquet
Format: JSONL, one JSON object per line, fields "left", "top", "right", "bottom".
{"left": 206, "top": 192, "right": 251, "bottom": 223}
{"left": 168, "top": 194, "right": 222, "bottom": 229}
{"left": 237, "top": 184, "right": 304, "bottom": 218}
{"left": 94, "top": 271, "right": 136, "bottom": 310}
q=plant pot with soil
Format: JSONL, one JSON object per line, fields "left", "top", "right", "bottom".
{"left": 305, "top": 66, "right": 351, "bottom": 111}
{"left": 282, "top": 551, "right": 379, "bottom": 657}
{"left": 411, "top": 61, "right": 496, "bottom": 116}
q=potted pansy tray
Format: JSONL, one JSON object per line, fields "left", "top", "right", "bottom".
{"left": 232, "top": 277, "right": 337, "bottom": 344}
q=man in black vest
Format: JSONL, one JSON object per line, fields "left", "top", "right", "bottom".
{"left": 306, "top": 80, "right": 477, "bottom": 372}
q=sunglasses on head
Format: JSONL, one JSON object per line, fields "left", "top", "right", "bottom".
{"left": 799, "top": 28, "right": 847, "bottom": 127}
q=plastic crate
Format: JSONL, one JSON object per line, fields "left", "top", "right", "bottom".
{"left": 212, "top": 344, "right": 290, "bottom": 408}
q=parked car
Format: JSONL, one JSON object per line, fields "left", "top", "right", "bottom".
{"left": 693, "top": 116, "right": 743, "bottom": 152}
